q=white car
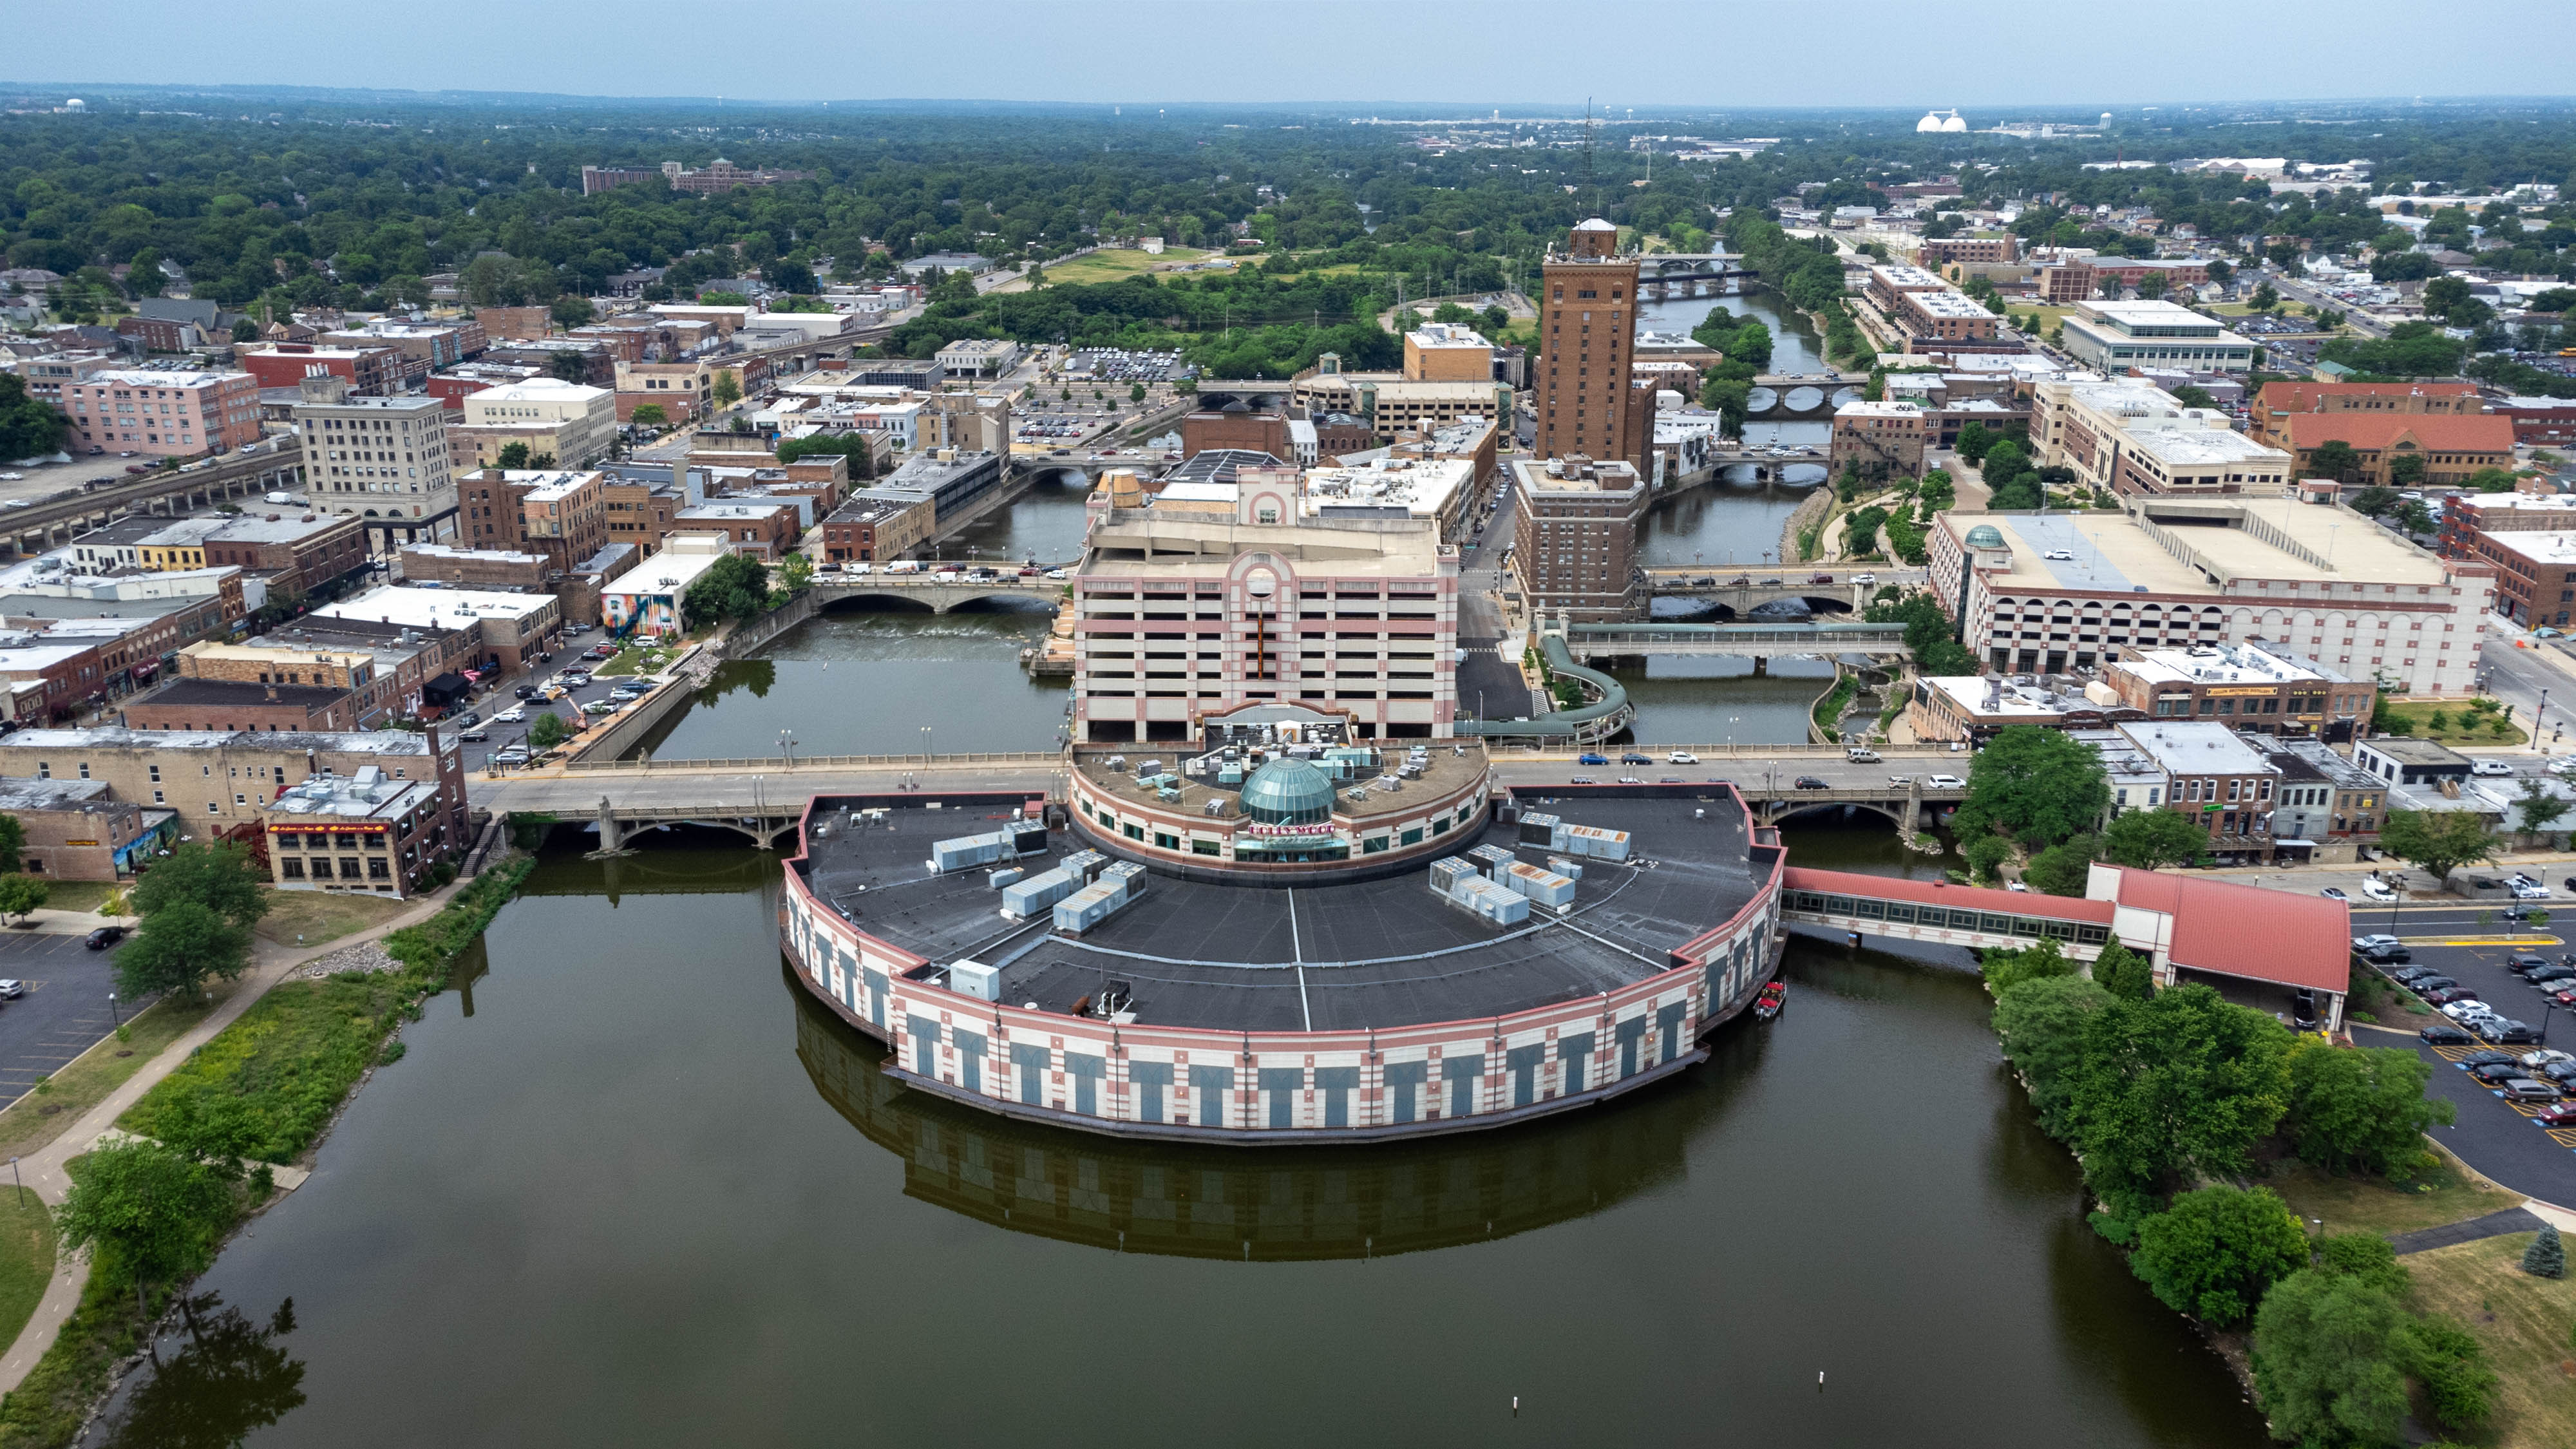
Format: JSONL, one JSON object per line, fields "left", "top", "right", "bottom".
{"left": 2470, "top": 759, "right": 2516, "bottom": 777}
{"left": 2359, "top": 879, "right": 2397, "bottom": 902}
{"left": 1927, "top": 774, "right": 1965, "bottom": 788}
{"left": 0, "top": 471, "right": 22, "bottom": 481}
{"left": 493, "top": 706, "right": 528, "bottom": 723}
{"left": 2043, "top": 549, "right": 2075, "bottom": 562}
{"left": 2520, "top": 1048, "right": 2574, "bottom": 1068}
{"left": 1669, "top": 750, "right": 1698, "bottom": 764}
{"left": 2511, "top": 880, "right": 2551, "bottom": 900}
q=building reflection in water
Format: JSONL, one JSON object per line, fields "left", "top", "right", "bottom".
{"left": 791, "top": 967, "right": 1764, "bottom": 1261}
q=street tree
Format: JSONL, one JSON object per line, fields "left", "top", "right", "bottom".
{"left": 55, "top": 1139, "right": 235, "bottom": 1318}
{"left": 629, "top": 404, "right": 667, "bottom": 428}
{"left": 133, "top": 842, "right": 269, "bottom": 929}
{"left": 2384, "top": 451, "right": 2428, "bottom": 489}
{"left": 116, "top": 900, "right": 252, "bottom": 1001}
{"left": 1992, "top": 974, "right": 2114, "bottom": 1139}
{"left": 2249, "top": 282, "right": 2280, "bottom": 312}
{"left": 2100, "top": 808, "right": 2208, "bottom": 870}
{"left": 2130, "top": 1185, "right": 2311, "bottom": 1327}
{"left": 2067, "top": 985, "right": 2292, "bottom": 1201}
{"left": 2511, "top": 779, "right": 2570, "bottom": 844}
{"left": 2376, "top": 808, "right": 2496, "bottom": 888}
{"left": 2284, "top": 1039, "right": 2452, "bottom": 1179}
{"left": 682, "top": 551, "right": 770, "bottom": 625}
{"left": 527, "top": 712, "right": 571, "bottom": 750}
{"left": 0, "top": 873, "right": 49, "bottom": 925}
{"left": 710, "top": 369, "right": 742, "bottom": 409}
{"left": 2347, "top": 485, "right": 2401, "bottom": 517}
{"left": 1955, "top": 725, "right": 2112, "bottom": 849}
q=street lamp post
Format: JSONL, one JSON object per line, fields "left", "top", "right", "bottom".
{"left": 107, "top": 992, "right": 118, "bottom": 1030}
{"left": 921, "top": 724, "right": 934, "bottom": 766}
{"left": 778, "top": 728, "right": 798, "bottom": 769}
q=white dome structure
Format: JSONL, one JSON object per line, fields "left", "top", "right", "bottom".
{"left": 1915, "top": 111, "right": 1945, "bottom": 134}
{"left": 1940, "top": 111, "right": 1968, "bottom": 133}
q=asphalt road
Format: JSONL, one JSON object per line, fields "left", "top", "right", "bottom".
{"left": 449, "top": 632, "right": 641, "bottom": 775}
{"left": 0, "top": 931, "right": 130, "bottom": 1104}
{"left": 2349, "top": 910, "right": 2576, "bottom": 1204}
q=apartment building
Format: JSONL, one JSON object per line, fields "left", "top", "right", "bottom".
{"left": 58, "top": 368, "right": 261, "bottom": 457}
{"left": 290, "top": 377, "right": 458, "bottom": 549}
{"left": 454, "top": 469, "right": 609, "bottom": 575}
{"left": 1931, "top": 498, "right": 2493, "bottom": 696}
{"left": 1830, "top": 399, "right": 1929, "bottom": 482}
{"left": 1539, "top": 220, "right": 1646, "bottom": 469}
{"left": 459, "top": 379, "right": 616, "bottom": 469}
{"left": 1510, "top": 453, "right": 1648, "bottom": 623}
{"left": 1918, "top": 235, "right": 2020, "bottom": 265}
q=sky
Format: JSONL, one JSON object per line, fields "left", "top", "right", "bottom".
{"left": 13, "top": 0, "right": 2576, "bottom": 111}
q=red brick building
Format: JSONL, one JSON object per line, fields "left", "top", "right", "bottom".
{"left": 235, "top": 343, "right": 407, "bottom": 397}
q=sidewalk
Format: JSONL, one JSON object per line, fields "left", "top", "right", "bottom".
{"left": 0, "top": 880, "right": 464, "bottom": 1396}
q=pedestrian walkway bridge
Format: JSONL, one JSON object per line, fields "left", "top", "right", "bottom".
{"left": 1778, "top": 868, "right": 2116, "bottom": 958}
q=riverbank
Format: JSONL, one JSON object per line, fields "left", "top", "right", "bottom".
{"left": 0, "top": 855, "right": 535, "bottom": 1448}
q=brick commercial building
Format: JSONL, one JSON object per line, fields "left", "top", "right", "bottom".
{"left": 2250, "top": 380, "right": 2483, "bottom": 449}
{"left": 454, "top": 469, "right": 609, "bottom": 574}
{"left": 1510, "top": 453, "right": 1647, "bottom": 622}
{"left": 0, "top": 572, "right": 249, "bottom": 719}
{"left": 671, "top": 500, "right": 802, "bottom": 560}
{"left": 1180, "top": 388, "right": 1291, "bottom": 460}
{"left": 0, "top": 777, "right": 162, "bottom": 881}
{"left": 2489, "top": 396, "right": 2576, "bottom": 446}
{"left": 2101, "top": 641, "right": 2374, "bottom": 743}
{"left": 424, "top": 363, "right": 542, "bottom": 413}
{"left": 236, "top": 343, "right": 409, "bottom": 397}
{"left": 314, "top": 586, "right": 563, "bottom": 674}
{"left": 397, "top": 544, "right": 549, "bottom": 592}
{"left": 58, "top": 368, "right": 261, "bottom": 457}
{"left": 614, "top": 360, "right": 717, "bottom": 424}
{"left": 261, "top": 768, "right": 453, "bottom": 899}
{"left": 2034, "top": 258, "right": 2212, "bottom": 304}
{"left": 1931, "top": 499, "right": 2494, "bottom": 695}
{"left": 124, "top": 676, "right": 361, "bottom": 733}
{"left": 1918, "top": 234, "right": 2020, "bottom": 265}
{"left": 473, "top": 306, "right": 553, "bottom": 341}
{"left": 2279, "top": 413, "right": 2517, "bottom": 489}
{"left": 2029, "top": 379, "right": 2291, "bottom": 497}
{"left": 317, "top": 320, "right": 486, "bottom": 368}
{"left": 2248, "top": 733, "right": 2389, "bottom": 861}
{"left": 182, "top": 511, "right": 369, "bottom": 599}
{"left": 0, "top": 726, "right": 466, "bottom": 849}
{"left": 2438, "top": 491, "right": 2576, "bottom": 561}
{"left": 1539, "top": 220, "right": 1646, "bottom": 470}
{"left": 1401, "top": 323, "right": 1496, "bottom": 383}
{"left": 1890, "top": 287, "right": 2001, "bottom": 344}
{"left": 1830, "top": 399, "right": 1929, "bottom": 482}
{"left": 1069, "top": 471, "right": 1459, "bottom": 743}
{"left": 290, "top": 377, "right": 459, "bottom": 549}
{"left": 2450, "top": 524, "right": 2576, "bottom": 629}
{"left": 2115, "top": 721, "right": 2287, "bottom": 865}
{"left": 819, "top": 490, "right": 937, "bottom": 565}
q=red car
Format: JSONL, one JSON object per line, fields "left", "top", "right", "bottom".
{"left": 2555, "top": 987, "right": 2576, "bottom": 1009}
{"left": 2535, "top": 1101, "right": 2576, "bottom": 1127}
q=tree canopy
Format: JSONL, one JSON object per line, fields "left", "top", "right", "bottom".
{"left": 2130, "top": 1185, "right": 2312, "bottom": 1327}
{"left": 2066, "top": 984, "right": 2291, "bottom": 1202}
{"left": 1956, "top": 725, "right": 2112, "bottom": 849}
{"left": 2376, "top": 808, "right": 2495, "bottom": 886}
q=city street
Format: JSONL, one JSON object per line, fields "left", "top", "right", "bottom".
{"left": 448, "top": 630, "right": 649, "bottom": 775}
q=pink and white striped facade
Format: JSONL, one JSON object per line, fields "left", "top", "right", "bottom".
{"left": 779, "top": 795, "right": 1786, "bottom": 1142}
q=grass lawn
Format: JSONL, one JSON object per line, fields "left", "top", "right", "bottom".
{"left": 1040, "top": 246, "right": 1217, "bottom": 287}
{"left": 2380, "top": 698, "right": 2528, "bottom": 746}
{"left": 252, "top": 888, "right": 411, "bottom": 948}
{"left": 0, "top": 1189, "right": 54, "bottom": 1362}
{"left": 593, "top": 643, "right": 672, "bottom": 677}
{"left": 2403, "top": 1233, "right": 2576, "bottom": 1449}
{"left": 24, "top": 882, "right": 116, "bottom": 918}
{"left": 2263, "top": 1153, "right": 2522, "bottom": 1237}
{"left": 0, "top": 992, "right": 220, "bottom": 1162}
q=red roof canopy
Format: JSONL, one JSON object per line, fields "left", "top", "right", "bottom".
{"left": 2102, "top": 866, "right": 2350, "bottom": 992}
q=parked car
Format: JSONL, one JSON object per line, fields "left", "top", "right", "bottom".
{"left": 2512, "top": 879, "right": 2552, "bottom": 900}
{"left": 457, "top": 724, "right": 490, "bottom": 741}
{"left": 2410, "top": 976, "right": 2460, "bottom": 994}
{"left": 0, "top": 980, "right": 23, "bottom": 998}
{"left": 2507, "top": 954, "right": 2553, "bottom": 975}
{"left": 2441, "top": 1001, "right": 2492, "bottom": 1021}
{"left": 1617, "top": 775, "right": 1644, "bottom": 784}
{"left": 2319, "top": 887, "right": 2348, "bottom": 902}
{"left": 1568, "top": 776, "right": 1596, "bottom": 785}
{"left": 83, "top": 927, "right": 124, "bottom": 951}
{"left": 1577, "top": 753, "right": 1609, "bottom": 766}
{"left": 2542, "top": 1061, "right": 2576, "bottom": 1086}
{"left": 2533, "top": 1100, "right": 2576, "bottom": 1127}
{"left": 2420, "top": 1023, "right": 2475, "bottom": 1045}
{"left": 514, "top": 685, "right": 538, "bottom": 700}
{"left": 2487, "top": 1021, "right": 2543, "bottom": 1044}
{"left": 490, "top": 748, "right": 531, "bottom": 767}
{"left": 2354, "top": 934, "right": 2403, "bottom": 953}
{"left": 2518, "top": 1048, "right": 2573, "bottom": 1068}
{"left": 2460, "top": 1050, "right": 2519, "bottom": 1069}
{"left": 2422, "top": 987, "right": 2477, "bottom": 1005}
{"left": 2471, "top": 759, "right": 2518, "bottom": 777}
{"left": 2470, "top": 1061, "right": 2527, "bottom": 1084}
{"left": 2499, "top": 1078, "right": 2562, "bottom": 1101}
{"left": 2526, "top": 965, "right": 2576, "bottom": 986}
{"left": 581, "top": 699, "right": 621, "bottom": 716}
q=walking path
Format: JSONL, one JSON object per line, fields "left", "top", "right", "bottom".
{"left": 0, "top": 882, "right": 464, "bottom": 1396}
{"left": 2387, "top": 1207, "right": 2548, "bottom": 1256}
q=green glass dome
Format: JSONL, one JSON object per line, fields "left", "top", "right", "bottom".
{"left": 1240, "top": 757, "right": 1336, "bottom": 828}
{"left": 1964, "top": 524, "right": 2006, "bottom": 549}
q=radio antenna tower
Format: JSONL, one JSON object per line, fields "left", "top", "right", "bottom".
{"left": 1582, "top": 97, "right": 1600, "bottom": 219}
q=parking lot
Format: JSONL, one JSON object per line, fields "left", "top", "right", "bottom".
{"left": 0, "top": 930, "right": 130, "bottom": 1104}
{"left": 447, "top": 628, "right": 649, "bottom": 774}
{"left": 2354, "top": 905, "right": 2576, "bottom": 1201}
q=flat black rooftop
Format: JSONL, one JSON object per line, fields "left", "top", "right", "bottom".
{"left": 794, "top": 790, "right": 1765, "bottom": 1033}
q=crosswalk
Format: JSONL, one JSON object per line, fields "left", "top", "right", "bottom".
{"left": 2428, "top": 1041, "right": 2576, "bottom": 1150}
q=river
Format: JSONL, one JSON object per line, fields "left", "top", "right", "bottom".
{"left": 82, "top": 827, "right": 2268, "bottom": 1449}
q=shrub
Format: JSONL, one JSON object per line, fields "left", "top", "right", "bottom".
{"left": 2130, "top": 1185, "right": 2312, "bottom": 1327}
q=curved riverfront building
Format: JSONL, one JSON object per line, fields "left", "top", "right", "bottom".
{"left": 779, "top": 705, "right": 1785, "bottom": 1142}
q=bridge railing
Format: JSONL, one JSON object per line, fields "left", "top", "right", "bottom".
{"left": 1566, "top": 623, "right": 1909, "bottom": 646}
{"left": 560, "top": 750, "right": 1068, "bottom": 773}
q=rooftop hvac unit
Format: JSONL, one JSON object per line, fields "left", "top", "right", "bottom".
{"left": 949, "top": 959, "right": 1001, "bottom": 1002}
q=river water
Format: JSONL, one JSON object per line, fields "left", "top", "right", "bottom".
{"left": 84, "top": 826, "right": 2267, "bottom": 1448}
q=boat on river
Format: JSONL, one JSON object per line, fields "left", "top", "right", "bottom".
{"left": 1754, "top": 980, "right": 1786, "bottom": 1021}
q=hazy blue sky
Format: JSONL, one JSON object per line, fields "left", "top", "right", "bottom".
{"left": 18, "top": 0, "right": 2575, "bottom": 109}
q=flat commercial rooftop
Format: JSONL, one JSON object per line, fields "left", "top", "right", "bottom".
{"left": 1965, "top": 498, "right": 2448, "bottom": 596}
{"left": 795, "top": 791, "right": 1765, "bottom": 1034}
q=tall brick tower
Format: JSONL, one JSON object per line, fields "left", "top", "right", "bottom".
{"left": 1537, "top": 218, "right": 1645, "bottom": 468}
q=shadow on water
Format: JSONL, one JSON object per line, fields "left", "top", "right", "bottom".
{"left": 83, "top": 1294, "right": 305, "bottom": 1449}
{"left": 790, "top": 969, "right": 1770, "bottom": 1262}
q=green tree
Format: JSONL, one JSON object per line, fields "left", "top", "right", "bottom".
{"left": 776, "top": 553, "right": 814, "bottom": 592}
{"left": 2524, "top": 1222, "right": 2566, "bottom": 1279}
{"left": 132, "top": 841, "right": 269, "bottom": 929}
{"left": 2512, "top": 778, "right": 2570, "bottom": 842}
{"left": 2068, "top": 984, "right": 2292, "bottom": 1201}
{"left": 549, "top": 295, "right": 595, "bottom": 330}
{"left": 0, "top": 813, "right": 21, "bottom": 874}
{"left": 0, "top": 374, "right": 72, "bottom": 460}
{"left": 547, "top": 350, "right": 589, "bottom": 384}
{"left": 2383, "top": 450, "right": 2427, "bottom": 489}
{"left": 1993, "top": 974, "right": 2114, "bottom": 1139}
{"left": 495, "top": 440, "right": 533, "bottom": 471}
{"left": 2130, "top": 1185, "right": 2312, "bottom": 1327}
{"left": 2094, "top": 941, "right": 2156, "bottom": 1002}
{"left": 629, "top": 403, "right": 667, "bottom": 428}
{"left": 2376, "top": 808, "right": 2495, "bottom": 889}
{"left": 1982, "top": 937, "right": 2076, "bottom": 996}
{"left": 1862, "top": 592, "right": 1978, "bottom": 675}
{"left": 1963, "top": 831, "right": 2014, "bottom": 886}
{"left": 2404, "top": 1312, "right": 2499, "bottom": 1433}
{"left": 1128, "top": 383, "right": 1147, "bottom": 404}
{"left": 2023, "top": 833, "right": 2098, "bottom": 896}
{"left": 115, "top": 900, "right": 252, "bottom": 1001}
{"left": 2099, "top": 808, "right": 2208, "bottom": 870}
{"left": 2347, "top": 485, "right": 2401, "bottom": 518}
{"left": 54, "top": 1139, "right": 236, "bottom": 1318}
{"left": 527, "top": 712, "right": 570, "bottom": 750}
{"left": 682, "top": 551, "right": 771, "bottom": 625}
{"left": 2284, "top": 1040, "right": 2451, "bottom": 1180}
{"left": 2249, "top": 281, "right": 2279, "bottom": 313}
{"left": 1954, "top": 421, "right": 1994, "bottom": 464}
{"left": 2306, "top": 439, "right": 2363, "bottom": 484}
{"left": 710, "top": 368, "right": 742, "bottom": 410}
{"left": 0, "top": 873, "right": 48, "bottom": 925}
{"left": 2249, "top": 1268, "right": 2410, "bottom": 1449}
{"left": 2318, "top": 1232, "right": 2410, "bottom": 1296}
{"left": 1956, "top": 725, "right": 2112, "bottom": 849}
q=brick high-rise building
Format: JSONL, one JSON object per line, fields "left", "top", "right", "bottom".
{"left": 1538, "top": 220, "right": 1647, "bottom": 470}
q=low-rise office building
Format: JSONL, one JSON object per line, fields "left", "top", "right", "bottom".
{"left": 2278, "top": 413, "right": 2516, "bottom": 490}
{"left": 2100, "top": 642, "right": 2374, "bottom": 741}
{"left": 2058, "top": 299, "right": 2257, "bottom": 374}
{"left": 1401, "top": 323, "right": 1496, "bottom": 383}
{"left": 459, "top": 379, "right": 616, "bottom": 469}
{"left": 290, "top": 377, "right": 459, "bottom": 549}
{"left": 2353, "top": 736, "right": 2475, "bottom": 789}
{"left": 2249, "top": 380, "right": 2484, "bottom": 450}
{"left": 819, "top": 490, "right": 938, "bottom": 565}
{"left": 312, "top": 585, "right": 563, "bottom": 674}
{"left": 1830, "top": 399, "right": 1929, "bottom": 482}
{"left": 2028, "top": 379, "right": 2291, "bottom": 497}
{"left": 261, "top": 766, "right": 452, "bottom": 899}
{"left": 0, "top": 726, "right": 466, "bottom": 845}
{"left": 1905, "top": 673, "right": 2145, "bottom": 744}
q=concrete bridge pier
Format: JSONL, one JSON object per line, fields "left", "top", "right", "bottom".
{"left": 1750, "top": 657, "right": 1768, "bottom": 677}
{"left": 585, "top": 796, "right": 635, "bottom": 859}
{"left": 1900, "top": 779, "right": 1922, "bottom": 838}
